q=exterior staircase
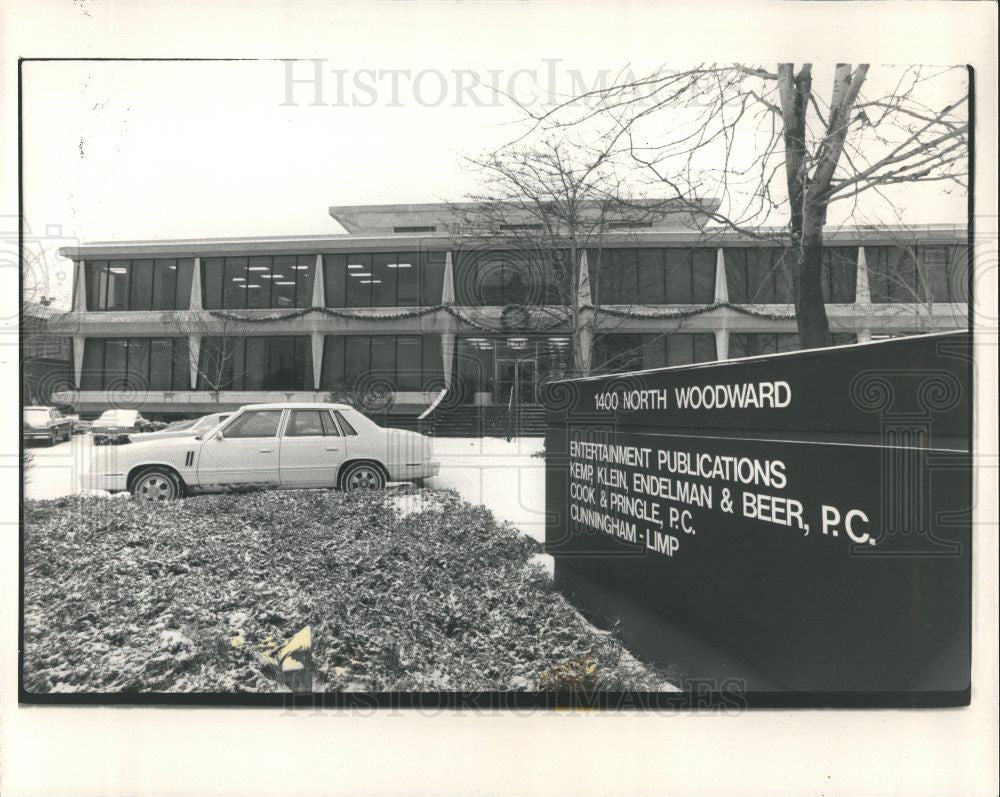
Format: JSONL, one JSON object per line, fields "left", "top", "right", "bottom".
{"left": 426, "top": 404, "right": 547, "bottom": 438}
{"left": 377, "top": 405, "right": 548, "bottom": 438}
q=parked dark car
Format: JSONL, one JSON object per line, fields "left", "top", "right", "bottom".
{"left": 23, "top": 406, "right": 74, "bottom": 446}
{"left": 91, "top": 409, "right": 151, "bottom": 445}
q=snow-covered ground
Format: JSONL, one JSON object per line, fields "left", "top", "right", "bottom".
{"left": 426, "top": 436, "right": 547, "bottom": 543}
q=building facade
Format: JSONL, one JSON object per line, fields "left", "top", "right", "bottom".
{"left": 51, "top": 203, "right": 969, "bottom": 419}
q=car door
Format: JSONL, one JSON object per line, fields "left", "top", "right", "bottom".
{"left": 197, "top": 408, "right": 283, "bottom": 487}
{"left": 279, "top": 408, "right": 345, "bottom": 487}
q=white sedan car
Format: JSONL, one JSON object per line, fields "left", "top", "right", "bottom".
{"left": 86, "top": 402, "right": 439, "bottom": 500}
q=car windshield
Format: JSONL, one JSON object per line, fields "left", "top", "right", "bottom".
{"left": 24, "top": 409, "right": 49, "bottom": 424}
{"left": 97, "top": 410, "right": 137, "bottom": 423}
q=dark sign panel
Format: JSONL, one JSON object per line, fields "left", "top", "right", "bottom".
{"left": 544, "top": 332, "right": 972, "bottom": 704}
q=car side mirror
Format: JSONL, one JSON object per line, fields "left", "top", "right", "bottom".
{"left": 212, "top": 431, "right": 225, "bottom": 441}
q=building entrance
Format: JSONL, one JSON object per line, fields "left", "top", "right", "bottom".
{"left": 495, "top": 358, "right": 536, "bottom": 406}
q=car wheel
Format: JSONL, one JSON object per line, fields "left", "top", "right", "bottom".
{"left": 131, "top": 468, "right": 183, "bottom": 501}
{"left": 341, "top": 462, "right": 386, "bottom": 492}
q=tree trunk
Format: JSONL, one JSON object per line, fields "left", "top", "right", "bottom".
{"left": 794, "top": 213, "right": 832, "bottom": 349}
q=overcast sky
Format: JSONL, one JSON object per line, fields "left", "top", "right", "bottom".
{"left": 19, "top": 7, "right": 970, "bottom": 308}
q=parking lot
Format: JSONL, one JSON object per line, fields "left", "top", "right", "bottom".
{"left": 23, "top": 434, "right": 549, "bottom": 544}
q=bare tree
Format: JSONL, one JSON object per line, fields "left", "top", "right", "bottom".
{"left": 166, "top": 312, "right": 248, "bottom": 403}
{"left": 507, "top": 64, "right": 968, "bottom": 347}
{"left": 455, "top": 138, "right": 711, "bottom": 376}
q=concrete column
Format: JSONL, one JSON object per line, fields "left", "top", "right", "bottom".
{"left": 312, "top": 254, "right": 324, "bottom": 307}
{"left": 189, "top": 335, "right": 201, "bottom": 391}
{"left": 73, "top": 334, "right": 85, "bottom": 388}
{"left": 190, "top": 257, "right": 202, "bottom": 311}
{"left": 855, "top": 246, "right": 871, "bottom": 304}
{"left": 441, "top": 331, "right": 455, "bottom": 388}
{"left": 855, "top": 246, "right": 873, "bottom": 343}
{"left": 713, "top": 248, "right": 729, "bottom": 304}
{"left": 73, "top": 261, "right": 87, "bottom": 312}
{"left": 714, "top": 329, "right": 730, "bottom": 361}
{"left": 311, "top": 331, "right": 323, "bottom": 390}
{"left": 441, "top": 251, "right": 455, "bottom": 304}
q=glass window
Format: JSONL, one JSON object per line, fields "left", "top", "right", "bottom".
{"left": 370, "top": 336, "right": 396, "bottom": 389}
{"left": 151, "top": 259, "right": 177, "bottom": 310}
{"left": 244, "top": 338, "right": 268, "bottom": 390}
{"left": 334, "top": 410, "right": 357, "bottom": 435}
{"left": 503, "top": 250, "right": 532, "bottom": 305}
{"left": 821, "top": 248, "right": 857, "bottom": 303}
{"left": 594, "top": 334, "right": 642, "bottom": 373}
{"left": 394, "top": 253, "right": 420, "bottom": 306}
{"left": 421, "top": 251, "right": 446, "bottom": 305}
{"left": 104, "top": 339, "right": 128, "bottom": 382}
{"left": 81, "top": 338, "right": 105, "bottom": 389}
{"left": 725, "top": 250, "right": 749, "bottom": 303}
{"left": 344, "top": 337, "right": 370, "bottom": 389}
{"left": 225, "top": 410, "right": 282, "bottom": 438}
{"left": 477, "top": 251, "right": 505, "bottom": 305}
{"left": 246, "top": 257, "right": 272, "bottom": 309}
{"left": 602, "top": 249, "right": 638, "bottom": 305}
{"left": 691, "top": 249, "right": 716, "bottom": 303}
{"left": 637, "top": 250, "right": 665, "bottom": 304}
{"left": 128, "top": 260, "right": 154, "bottom": 311}
{"left": 323, "top": 254, "right": 347, "bottom": 307}
{"left": 396, "top": 336, "right": 422, "bottom": 391}
{"left": 371, "top": 253, "right": 398, "bottom": 306}
{"left": 693, "top": 333, "right": 717, "bottom": 363}
{"left": 85, "top": 261, "right": 107, "bottom": 310}
{"left": 197, "top": 337, "right": 241, "bottom": 391}
{"left": 921, "top": 246, "right": 951, "bottom": 303}
{"left": 107, "top": 263, "right": 130, "bottom": 310}
{"left": 772, "top": 250, "right": 794, "bottom": 303}
{"left": 126, "top": 337, "right": 150, "bottom": 390}
{"left": 171, "top": 338, "right": 190, "bottom": 389}
{"left": 224, "top": 257, "right": 249, "bottom": 309}
{"left": 293, "top": 255, "right": 315, "bottom": 308}
{"left": 664, "top": 249, "right": 694, "bottom": 303}
{"left": 285, "top": 409, "right": 327, "bottom": 437}
{"left": 175, "top": 259, "right": 194, "bottom": 310}
{"left": 454, "top": 248, "right": 479, "bottom": 305}
{"left": 345, "top": 253, "right": 373, "bottom": 307}
{"left": 320, "top": 336, "right": 346, "bottom": 389}
{"left": 202, "top": 258, "right": 224, "bottom": 309}
{"left": 267, "top": 337, "right": 295, "bottom": 389}
{"left": 640, "top": 335, "right": 667, "bottom": 369}
{"left": 421, "top": 334, "right": 444, "bottom": 390}
{"left": 270, "top": 255, "right": 298, "bottom": 308}
{"left": 321, "top": 411, "right": 341, "bottom": 436}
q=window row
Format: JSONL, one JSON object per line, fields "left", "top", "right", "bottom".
{"left": 593, "top": 333, "right": 718, "bottom": 373}
{"left": 725, "top": 248, "right": 857, "bottom": 304}
{"left": 589, "top": 248, "right": 717, "bottom": 306}
{"left": 866, "top": 245, "right": 968, "bottom": 304}
{"left": 320, "top": 335, "right": 444, "bottom": 392}
{"left": 452, "top": 249, "right": 566, "bottom": 306}
{"left": 728, "top": 332, "right": 858, "bottom": 359}
{"left": 81, "top": 337, "right": 190, "bottom": 390}
{"left": 85, "top": 260, "right": 195, "bottom": 311}
{"left": 324, "top": 252, "right": 446, "bottom": 308}
{"left": 201, "top": 256, "right": 316, "bottom": 310}
{"left": 197, "top": 336, "right": 313, "bottom": 391}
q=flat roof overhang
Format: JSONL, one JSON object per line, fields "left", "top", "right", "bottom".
{"left": 57, "top": 224, "right": 969, "bottom": 261}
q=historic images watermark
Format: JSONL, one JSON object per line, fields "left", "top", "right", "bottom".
{"left": 278, "top": 58, "right": 661, "bottom": 109}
